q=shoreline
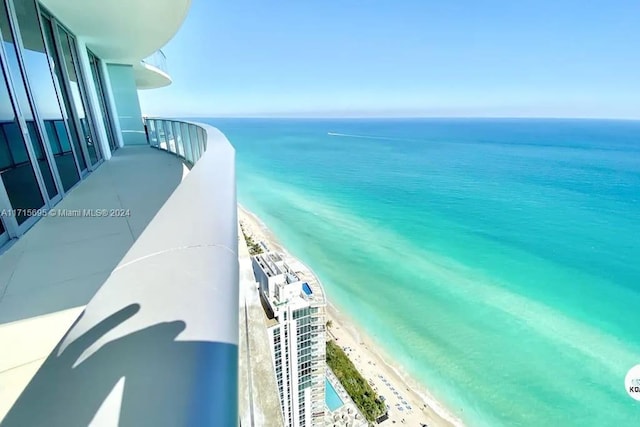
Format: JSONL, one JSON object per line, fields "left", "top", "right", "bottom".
{"left": 238, "top": 204, "right": 463, "bottom": 427}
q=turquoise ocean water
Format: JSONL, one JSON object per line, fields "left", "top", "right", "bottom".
{"left": 204, "top": 118, "right": 640, "bottom": 426}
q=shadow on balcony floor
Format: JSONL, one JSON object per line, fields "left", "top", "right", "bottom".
{"left": 2, "top": 304, "right": 238, "bottom": 427}
{"left": 0, "top": 146, "right": 185, "bottom": 418}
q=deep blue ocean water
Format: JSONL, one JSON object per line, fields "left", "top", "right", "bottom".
{"left": 203, "top": 118, "right": 640, "bottom": 426}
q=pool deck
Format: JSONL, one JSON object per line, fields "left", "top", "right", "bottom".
{"left": 325, "top": 368, "right": 368, "bottom": 427}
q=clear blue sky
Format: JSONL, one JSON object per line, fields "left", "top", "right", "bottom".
{"left": 138, "top": 0, "right": 640, "bottom": 118}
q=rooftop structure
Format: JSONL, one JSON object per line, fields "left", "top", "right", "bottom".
{"left": 252, "top": 250, "right": 327, "bottom": 427}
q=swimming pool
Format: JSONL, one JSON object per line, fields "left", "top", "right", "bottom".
{"left": 325, "top": 378, "right": 344, "bottom": 412}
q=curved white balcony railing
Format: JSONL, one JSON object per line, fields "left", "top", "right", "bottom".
{"left": 3, "top": 119, "right": 239, "bottom": 426}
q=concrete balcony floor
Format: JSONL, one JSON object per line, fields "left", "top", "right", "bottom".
{"left": 0, "top": 146, "right": 186, "bottom": 419}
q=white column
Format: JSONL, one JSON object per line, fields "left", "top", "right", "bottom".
{"left": 74, "top": 37, "right": 112, "bottom": 161}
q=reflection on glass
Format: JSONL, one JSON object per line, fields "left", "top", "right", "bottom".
{"left": 0, "top": 217, "right": 5, "bottom": 234}
{"left": 14, "top": 0, "right": 80, "bottom": 191}
{"left": 57, "top": 27, "right": 100, "bottom": 166}
{"left": 0, "top": 61, "right": 45, "bottom": 224}
{"left": 0, "top": 2, "right": 57, "bottom": 199}
{"left": 88, "top": 50, "right": 117, "bottom": 151}
{"left": 40, "top": 14, "right": 87, "bottom": 173}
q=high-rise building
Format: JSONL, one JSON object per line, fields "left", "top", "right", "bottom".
{"left": 252, "top": 251, "right": 327, "bottom": 427}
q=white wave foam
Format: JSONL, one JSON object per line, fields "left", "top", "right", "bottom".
{"left": 327, "top": 132, "right": 401, "bottom": 141}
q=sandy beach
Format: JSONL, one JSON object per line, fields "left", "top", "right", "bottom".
{"left": 238, "top": 205, "right": 463, "bottom": 427}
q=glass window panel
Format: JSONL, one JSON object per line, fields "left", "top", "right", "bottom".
{"left": 4, "top": 122, "right": 27, "bottom": 162}
{"left": 27, "top": 122, "right": 40, "bottom": 156}
{"left": 44, "top": 120, "right": 61, "bottom": 154}
{"left": 57, "top": 28, "right": 100, "bottom": 166}
{"left": 0, "top": 3, "right": 57, "bottom": 199}
{"left": 0, "top": 67, "right": 45, "bottom": 225}
{"left": 0, "top": 126, "right": 11, "bottom": 169}
{"left": 14, "top": 0, "right": 79, "bottom": 191}
{"left": 53, "top": 119, "right": 70, "bottom": 151}
{"left": 26, "top": 120, "right": 56, "bottom": 196}
{"left": 40, "top": 15, "right": 86, "bottom": 172}
{"left": 88, "top": 50, "right": 117, "bottom": 151}
{"left": 0, "top": 217, "right": 4, "bottom": 234}
{"left": 49, "top": 119, "right": 77, "bottom": 190}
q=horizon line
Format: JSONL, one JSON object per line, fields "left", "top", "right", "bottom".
{"left": 144, "top": 114, "right": 640, "bottom": 122}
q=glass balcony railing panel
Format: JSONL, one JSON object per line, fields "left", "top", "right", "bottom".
{"left": 158, "top": 122, "right": 167, "bottom": 150}
{"left": 142, "top": 118, "right": 216, "bottom": 167}
{"left": 172, "top": 121, "right": 184, "bottom": 157}
{"left": 189, "top": 124, "right": 200, "bottom": 162}
{"left": 163, "top": 121, "right": 176, "bottom": 154}
{"left": 190, "top": 124, "right": 197, "bottom": 162}
{"left": 194, "top": 126, "right": 202, "bottom": 152}
{"left": 186, "top": 124, "right": 196, "bottom": 162}
{"left": 197, "top": 127, "right": 205, "bottom": 154}
{"left": 181, "top": 122, "right": 193, "bottom": 163}
{"left": 141, "top": 49, "right": 168, "bottom": 75}
{"left": 147, "top": 119, "right": 159, "bottom": 147}
{"left": 199, "top": 127, "right": 207, "bottom": 151}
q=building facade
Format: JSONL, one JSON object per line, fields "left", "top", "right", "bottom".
{"left": 252, "top": 252, "right": 327, "bottom": 427}
{"left": 0, "top": 0, "right": 186, "bottom": 246}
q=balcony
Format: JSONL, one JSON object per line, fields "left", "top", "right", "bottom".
{"left": 142, "top": 50, "right": 168, "bottom": 74}
{"left": 135, "top": 50, "right": 172, "bottom": 89}
{"left": 0, "top": 120, "right": 239, "bottom": 426}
